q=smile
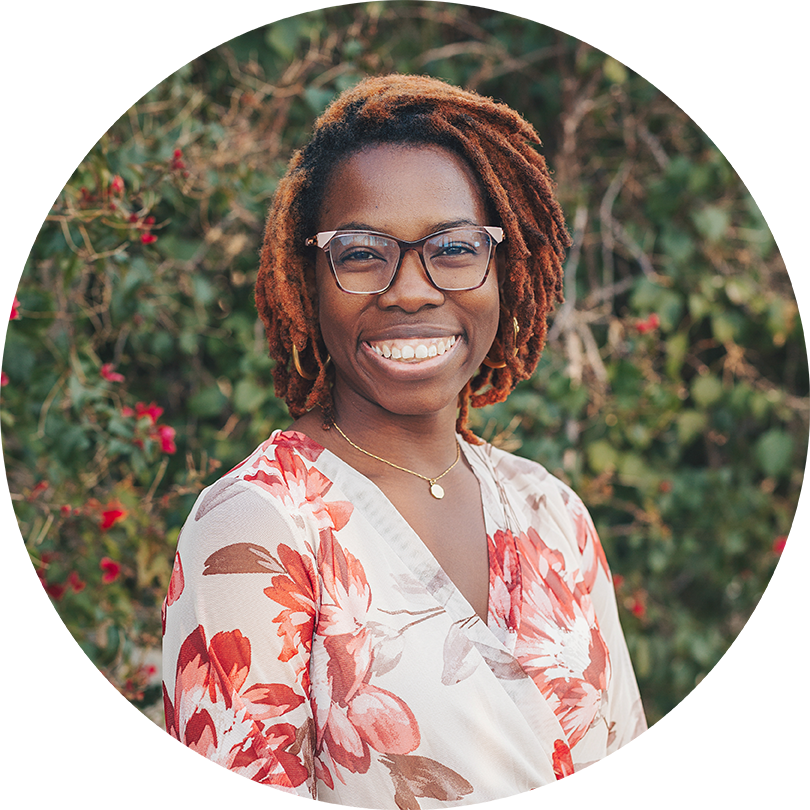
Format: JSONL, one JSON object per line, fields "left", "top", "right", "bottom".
{"left": 366, "top": 335, "right": 459, "bottom": 362}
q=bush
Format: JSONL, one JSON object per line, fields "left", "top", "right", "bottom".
{"left": 3, "top": 2, "right": 805, "bottom": 727}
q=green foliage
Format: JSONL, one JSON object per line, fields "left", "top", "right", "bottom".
{"left": 3, "top": 2, "right": 806, "bottom": 728}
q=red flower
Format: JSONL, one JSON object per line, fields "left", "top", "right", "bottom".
{"left": 60, "top": 505, "right": 72, "bottom": 517}
{"left": 128, "top": 213, "right": 139, "bottom": 223}
{"left": 635, "top": 313, "right": 660, "bottom": 334}
{"left": 629, "top": 592, "right": 647, "bottom": 618}
{"left": 28, "top": 480, "right": 49, "bottom": 500}
{"left": 100, "top": 363, "right": 125, "bottom": 383}
{"left": 170, "top": 148, "right": 186, "bottom": 170}
{"left": 100, "top": 503, "right": 127, "bottom": 531}
{"left": 143, "top": 215, "right": 155, "bottom": 225}
{"left": 773, "top": 536, "right": 788, "bottom": 555}
{"left": 67, "top": 571, "right": 86, "bottom": 593}
{"left": 121, "top": 405, "right": 134, "bottom": 417}
{"left": 10, "top": 296, "right": 21, "bottom": 320}
{"left": 155, "top": 424, "right": 177, "bottom": 454}
{"left": 0, "top": 295, "right": 20, "bottom": 321}
{"left": 141, "top": 233, "right": 158, "bottom": 245}
{"left": 0, "top": 372, "right": 8, "bottom": 386}
{"left": 612, "top": 573, "right": 624, "bottom": 590}
{"left": 135, "top": 401, "right": 163, "bottom": 424}
{"left": 45, "top": 581, "right": 67, "bottom": 600}
{"left": 110, "top": 175, "right": 124, "bottom": 195}
{"left": 100, "top": 557, "right": 122, "bottom": 583}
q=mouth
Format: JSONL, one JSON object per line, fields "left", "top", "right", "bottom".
{"left": 365, "top": 335, "right": 459, "bottom": 363}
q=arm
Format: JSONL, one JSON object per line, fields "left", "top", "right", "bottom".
{"left": 162, "top": 480, "right": 318, "bottom": 796}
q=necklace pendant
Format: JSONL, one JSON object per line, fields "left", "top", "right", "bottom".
{"left": 429, "top": 482, "right": 445, "bottom": 499}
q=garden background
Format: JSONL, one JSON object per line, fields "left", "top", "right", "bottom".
{"left": 0, "top": 0, "right": 810, "bottom": 808}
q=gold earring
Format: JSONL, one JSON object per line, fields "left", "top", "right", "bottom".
{"left": 482, "top": 317, "right": 519, "bottom": 368}
{"left": 291, "top": 343, "right": 318, "bottom": 380}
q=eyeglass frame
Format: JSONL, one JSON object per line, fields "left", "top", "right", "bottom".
{"left": 305, "top": 225, "right": 505, "bottom": 295}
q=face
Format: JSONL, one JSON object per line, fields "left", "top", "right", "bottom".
{"left": 314, "top": 144, "right": 501, "bottom": 420}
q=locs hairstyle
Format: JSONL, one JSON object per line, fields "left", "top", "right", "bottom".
{"left": 255, "top": 74, "right": 571, "bottom": 443}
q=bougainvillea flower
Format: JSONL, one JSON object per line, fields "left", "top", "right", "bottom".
{"left": 0, "top": 295, "right": 20, "bottom": 321}
{"left": 635, "top": 313, "right": 660, "bottom": 334}
{"left": 100, "top": 556, "right": 122, "bottom": 583}
{"left": 100, "top": 363, "right": 125, "bottom": 383}
{"left": 10, "top": 296, "right": 20, "bottom": 320}
{"left": 45, "top": 581, "right": 67, "bottom": 600}
{"left": 141, "top": 233, "right": 158, "bottom": 245}
{"left": 100, "top": 503, "right": 127, "bottom": 531}
{"left": 135, "top": 401, "right": 163, "bottom": 424}
{"left": 110, "top": 175, "right": 124, "bottom": 195}
{"left": 67, "top": 571, "right": 86, "bottom": 593}
{"left": 156, "top": 424, "right": 177, "bottom": 454}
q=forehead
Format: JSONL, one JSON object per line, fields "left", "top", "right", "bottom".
{"left": 317, "top": 144, "right": 488, "bottom": 237}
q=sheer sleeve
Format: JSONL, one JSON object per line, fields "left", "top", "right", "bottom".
{"left": 162, "top": 479, "right": 319, "bottom": 796}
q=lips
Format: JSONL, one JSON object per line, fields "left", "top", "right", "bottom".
{"left": 366, "top": 335, "right": 459, "bottom": 362}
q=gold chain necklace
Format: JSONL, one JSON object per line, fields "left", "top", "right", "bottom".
{"left": 330, "top": 421, "right": 461, "bottom": 500}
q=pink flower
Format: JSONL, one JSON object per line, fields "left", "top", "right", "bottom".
{"left": 67, "top": 571, "right": 86, "bottom": 593}
{"left": 135, "top": 401, "right": 163, "bottom": 424}
{"left": 100, "top": 363, "right": 125, "bottom": 383}
{"left": 773, "top": 536, "right": 788, "bottom": 555}
{"left": 0, "top": 295, "right": 20, "bottom": 321}
{"left": 100, "top": 503, "right": 127, "bottom": 531}
{"left": 110, "top": 175, "right": 124, "bottom": 195}
{"left": 635, "top": 313, "right": 660, "bottom": 334}
{"left": 100, "top": 557, "right": 122, "bottom": 583}
{"left": 0, "top": 372, "right": 8, "bottom": 386}
{"left": 10, "top": 296, "right": 21, "bottom": 320}
{"left": 141, "top": 233, "right": 158, "bottom": 245}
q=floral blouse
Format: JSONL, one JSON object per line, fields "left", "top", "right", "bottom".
{"left": 162, "top": 430, "right": 646, "bottom": 807}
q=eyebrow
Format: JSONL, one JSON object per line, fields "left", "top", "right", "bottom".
{"left": 331, "top": 218, "right": 481, "bottom": 235}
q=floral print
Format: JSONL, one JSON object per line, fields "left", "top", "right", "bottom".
{"left": 163, "top": 430, "right": 645, "bottom": 806}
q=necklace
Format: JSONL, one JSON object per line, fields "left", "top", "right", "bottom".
{"left": 330, "top": 420, "right": 461, "bottom": 500}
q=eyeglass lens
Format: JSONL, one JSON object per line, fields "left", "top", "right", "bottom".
{"left": 327, "top": 228, "right": 494, "bottom": 293}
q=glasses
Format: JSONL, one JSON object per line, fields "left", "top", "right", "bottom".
{"left": 305, "top": 226, "right": 505, "bottom": 294}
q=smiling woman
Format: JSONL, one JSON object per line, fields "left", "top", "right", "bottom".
{"left": 161, "top": 74, "right": 646, "bottom": 807}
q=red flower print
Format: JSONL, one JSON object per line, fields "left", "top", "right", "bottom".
{"left": 135, "top": 401, "right": 163, "bottom": 424}
{"left": 165, "top": 625, "right": 309, "bottom": 789}
{"left": 100, "top": 557, "right": 121, "bottom": 583}
{"left": 100, "top": 363, "right": 125, "bottom": 382}
{"left": 307, "top": 532, "right": 420, "bottom": 781}
{"left": 560, "top": 486, "right": 610, "bottom": 591}
{"left": 100, "top": 502, "right": 127, "bottom": 531}
{"left": 487, "top": 529, "right": 522, "bottom": 643}
{"left": 773, "top": 536, "right": 787, "bottom": 555}
{"left": 10, "top": 296, "right": 20, "bottom": 320}
{"left": 552, "top": 739, "right": 575, "bottom": 780}
{"left": 167, "top": 552, "right": 185, "bottom": 606}
{"left": 155, "top": 424, "right": 177, "bottom": 454}
{"left": 514, "top": 527, "right": 611, "bottom": 748}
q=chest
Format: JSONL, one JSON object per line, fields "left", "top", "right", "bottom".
{"left": 376, "top": 466, "right": 490, "bottom": 622}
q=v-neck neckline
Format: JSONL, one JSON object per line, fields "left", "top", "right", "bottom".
{"left": 276, "top": 428, "right": 519, "bottom": 650}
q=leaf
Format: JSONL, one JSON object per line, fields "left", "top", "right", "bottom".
{"left": 381, "top": 754, "right": 474, "bottom": 804}
{"left": 440, "top": 622, "right": 477, "bottom": 685}
{"left": 203, "top": 543, "right": 284, "bottom": 575}
{"left": 195, "top": 478, "right": 245, "bottom": 521}
{"left": 691, "top": 375, "right": 723, "bottom": 408}
{"left": 755, "top": 429, "right": 793, "bottom": 478}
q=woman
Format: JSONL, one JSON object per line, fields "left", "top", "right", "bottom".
{"left": 162, "top": 75, "right": 646, "bottom": 807}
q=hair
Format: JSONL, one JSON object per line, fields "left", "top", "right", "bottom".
{"left": 255, "top": 74, "right": 570, "bottom": 444}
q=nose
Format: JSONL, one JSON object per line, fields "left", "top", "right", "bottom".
{"left": 377, "top": 248, "right": 445, "bottom": 312}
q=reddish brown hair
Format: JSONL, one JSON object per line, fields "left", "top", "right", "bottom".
{"left": 255, "top": 74, "right": 570, "bottom": 442}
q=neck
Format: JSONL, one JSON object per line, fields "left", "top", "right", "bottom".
{"left": 328, "top": 388, "right": 461, "bottom": 469}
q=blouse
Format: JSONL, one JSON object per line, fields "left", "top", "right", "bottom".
{"left": 162, "top": 429, "right": 646, "bottom": 807}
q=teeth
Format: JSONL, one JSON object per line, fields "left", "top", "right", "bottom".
{"left": 368, "top": 336, "right": 458, "bottom": 362}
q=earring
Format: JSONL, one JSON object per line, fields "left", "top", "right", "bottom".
{"left": 291, "top": 343, "right": 318, "bottom": 380}
{"left": 482, "top": 317, "right": 519, "bottom": 368}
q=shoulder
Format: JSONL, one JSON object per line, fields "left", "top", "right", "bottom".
{"left": 468, "top": 439, "right": 610, "bottom": 586}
